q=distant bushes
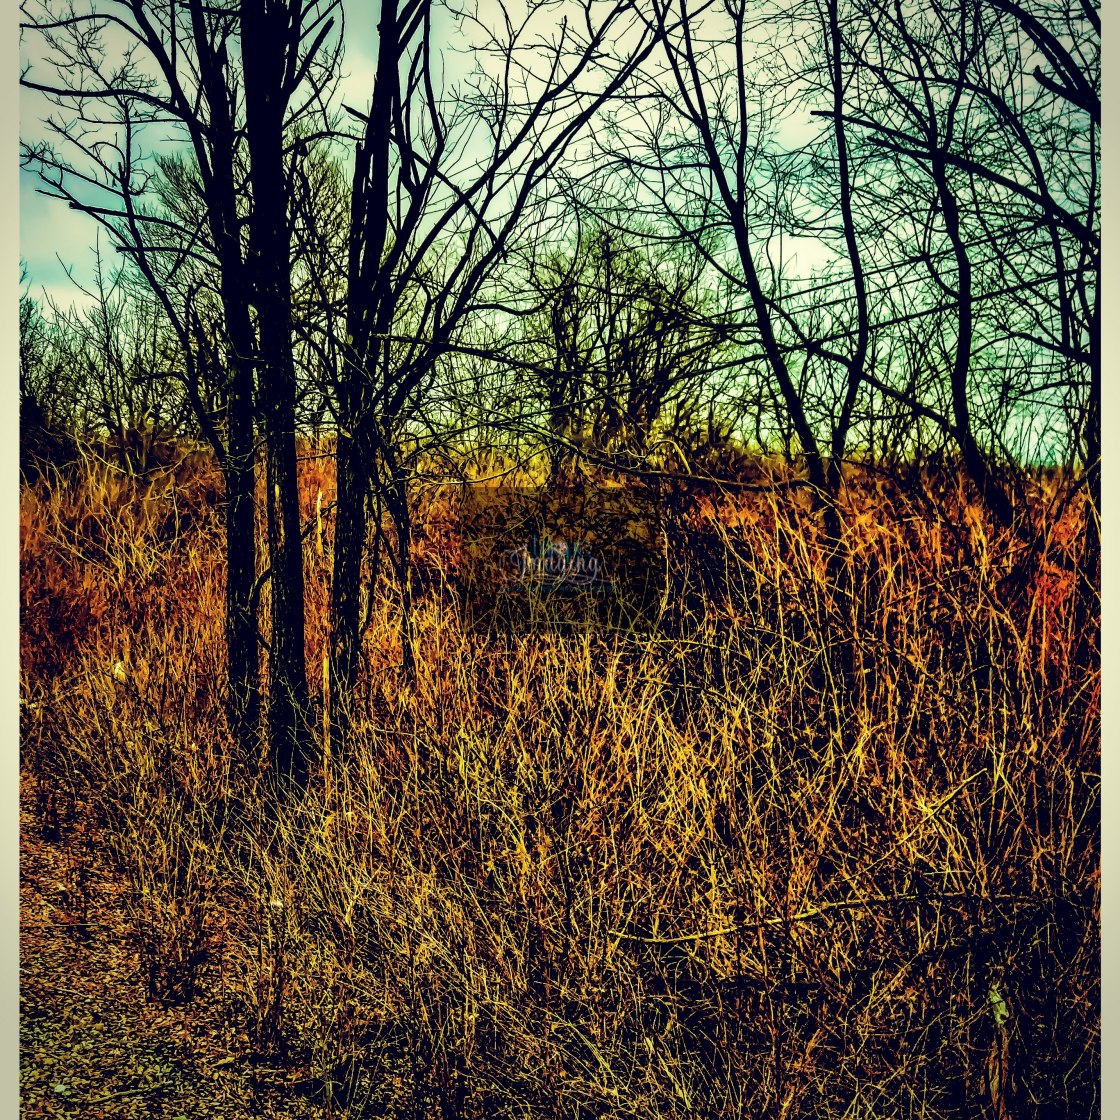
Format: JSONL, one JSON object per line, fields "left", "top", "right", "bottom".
{"left": 20, "top": 391, "right": 78, "bottom": 484}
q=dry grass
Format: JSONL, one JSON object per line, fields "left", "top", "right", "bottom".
{"left": 20, "top": 450, "right": 1098, "bottom": 1119}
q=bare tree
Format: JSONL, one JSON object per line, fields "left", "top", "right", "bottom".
{"left": 519, "top": 220, "right": 731, "bottom": 473}
{"left": 22, "top": 0, "right": 341, "bottom": 779}
{"left": 570, "top": 0, "right": 879, "bottom": 544}
{"left": 56, "top": 255, "right": 187, "bottom": 470}
{"left": 20, "top": 277, "right": 82, "bottom": 478}
{"left": 822, "top": 0, "right": 1097, "bottom": 524}
{"left": 238, "top": 0, "right": 341, "bottom": 784}
{"left": 326, "top": 0, "right": 657, "bottom": 746}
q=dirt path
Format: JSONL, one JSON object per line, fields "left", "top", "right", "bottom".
{"left": 20, "top": 778, "right": 329, "bottom": 1120}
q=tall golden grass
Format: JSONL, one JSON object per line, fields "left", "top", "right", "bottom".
{"left": 20, "top": 450, "right": 1098, "bottom": 1119}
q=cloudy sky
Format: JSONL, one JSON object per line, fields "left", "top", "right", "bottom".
{"left": 21, "top": 4, "right": 569, "bottom": 305}
{"left": 19, "top": 0, "right": 404, "bottom": 311}
{"left": 19, "top": 0, "right": 834, "bottom": 313}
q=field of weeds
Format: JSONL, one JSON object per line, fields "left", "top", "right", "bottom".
{"left": 20, "top": 451, "right": 1099, "bottom": 1119}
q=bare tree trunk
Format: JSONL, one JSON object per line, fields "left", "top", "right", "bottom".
{"left": 936, "top": 157, "right": 1016, "bottom": 531}
{"left": 1073, "top": 293, "right": 1100, "bottom": 672}
{"left": 260, "top": 317, "right": 311, "bottom": 786}
{"left": 824, "top": 0, "right": 868, "bottom": 501}
{"left": 330, "top": 0, "right": 401, "bottom": 751}
{"left": 821, "top": 0, "right": 871, "bottom": 689}
{"left": 203, "top": 39, "right": 264, "bottom": 765}
{"left": 890, "top": 8, "right": 1018, "bottom": 532}
{"left": 383, "top": 455, "right": 416, "bottom": 680}
{"left": 223, "top": 333, "right": 262, "bottom": 759}
{"left": 242, "top": 0, "right": 311, "bottom": 785}
{"left": 651, "top": 1, "right": 840, "bottom": 540}
{"left": 329, "top": 427, "right": 368, "bottom": 748}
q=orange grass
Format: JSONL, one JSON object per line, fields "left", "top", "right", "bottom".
{"left": 20, "top": 449, "right": 1099, "bottom": 1119}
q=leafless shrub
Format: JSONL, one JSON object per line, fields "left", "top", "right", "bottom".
{"left": 21, "top": 451, "right": 1098, "bottom": 1117}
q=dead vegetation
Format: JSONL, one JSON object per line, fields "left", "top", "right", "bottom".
{"left": 20, "top": 450, "right": 1098, "bottom": 1119}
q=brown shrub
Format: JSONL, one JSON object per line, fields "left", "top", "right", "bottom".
{"left": 20, "top": 449, "right": 1099, "bottom": 1119}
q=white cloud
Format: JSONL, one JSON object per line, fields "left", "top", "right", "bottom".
{"left": 20, "top": 170, "right": 106, "bottom": 313}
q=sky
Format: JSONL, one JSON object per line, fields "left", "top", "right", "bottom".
{"left": 20, "top": 101, "right": 105, "bottom": 312}
{"left": 19, "top": 0, "right": 1087, "bottom": 473}
{"left": 20, "top": 0, "right": 393, "bottom": 312}
{"left": 18, "top": 0, "right": 508, "bottom": 314}
{"left": 19, "top": 0, "right": 837, "bottom": 315}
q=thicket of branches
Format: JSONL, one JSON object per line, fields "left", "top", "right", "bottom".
{"left": 19, "top": 5, "right": 1099, "bottom": 1117}
{"left": 21, "top": 0, "right": 1098, "bottom": 782}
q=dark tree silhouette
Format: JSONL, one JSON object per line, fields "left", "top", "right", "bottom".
{"left": 22, "top": 0, "right": 341, "bottom": 780}
{"left": 327, "top": 0, "right": 657, "bottom": 748}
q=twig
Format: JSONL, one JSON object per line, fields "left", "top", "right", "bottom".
{"left": 609, "top": 890, "right": 1041, "bottom": 945}
{"left": 85, "top": 1082, "right": 172, "bottom": 1105}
